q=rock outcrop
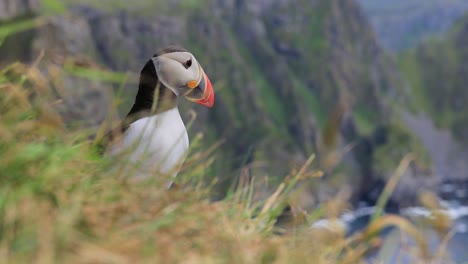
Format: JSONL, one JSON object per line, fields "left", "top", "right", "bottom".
{"left": 0, "top": 0, "right": 38, "bottom": 20}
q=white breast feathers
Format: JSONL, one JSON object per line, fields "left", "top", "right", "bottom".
{"left": 109, "top": 108, "right": 189, "bottom": 186}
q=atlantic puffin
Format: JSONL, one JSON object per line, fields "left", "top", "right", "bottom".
{"left": 107, "top": 46, "right": 214, "bottom": 187}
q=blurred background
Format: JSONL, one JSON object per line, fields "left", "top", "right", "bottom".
{"left": 1, "top": 0, "right": 468, "bottom": 261}
{"left": 2, "top": 0, "right": 468, "bottom": 216}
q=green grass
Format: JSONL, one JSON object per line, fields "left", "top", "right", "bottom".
{"left": 397, "top": 50, "right": 425, "bottom": 113}
{"left": 61, "top": 0, "right": 204, "bottom": 16}
{"left": 0, "top": 17, "right": 45, "bottom": 40}
{"left": 294, "top": 80, "right": 327, "bottom": 129}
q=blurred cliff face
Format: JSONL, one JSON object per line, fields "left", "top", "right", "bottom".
{"left": 0, "top": 0, "right": 39, "bottom": 63}
{"left": 359, "top": 0, "right": 468, "bottom": 51}
{"left": 0, "top": 0, "right": 38, "bottom": 20}
{"left": 1, "top": 0, "right": 467, "bottom": 207}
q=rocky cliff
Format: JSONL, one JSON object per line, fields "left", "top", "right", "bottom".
{"left": 0, "top": 0, "right": 38, "bottom": 20}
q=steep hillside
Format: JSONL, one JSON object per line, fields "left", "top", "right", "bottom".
{"left": 396, "top": 14, "right": 468, "bottom": 185}
{"left": 399, "top": 14, "right": 468, "bottom": 145}
{"left": 359, "top": 0, "right": 468, "bottom": 51}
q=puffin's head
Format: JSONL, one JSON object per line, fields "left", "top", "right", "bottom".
{"left": 151, "top": 46, "right": 214, "bottom": 107}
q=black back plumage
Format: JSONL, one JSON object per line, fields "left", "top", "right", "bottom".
{"left": 95, "top": 45, "right": 189, "bottom": 152}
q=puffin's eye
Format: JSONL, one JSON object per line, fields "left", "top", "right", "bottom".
{"left": 183, "top": 59, "right": 192, "bottom": 69}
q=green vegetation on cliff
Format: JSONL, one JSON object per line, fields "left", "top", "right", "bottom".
{"left": 398, "top": 13, "right": 468, "bottom": 144}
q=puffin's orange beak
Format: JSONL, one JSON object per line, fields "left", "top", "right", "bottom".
{"left": 185, "top": 72, "right": 214, "bottom": 108}
{"left": 194, "top": 72, "right": 214, "bottom": 107}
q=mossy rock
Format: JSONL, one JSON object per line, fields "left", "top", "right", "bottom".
{"left": 373, "top": 122, "right": 431, "bottom": 174}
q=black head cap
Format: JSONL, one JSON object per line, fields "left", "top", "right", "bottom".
{"left": 125, "top": 45, "right": 189, "bottom": 124}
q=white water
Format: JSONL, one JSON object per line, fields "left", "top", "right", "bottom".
{"left": 310, "top": 202, "right": 468, "bottom": 262}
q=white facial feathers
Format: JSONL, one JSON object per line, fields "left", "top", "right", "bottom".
{"left": 152, "top": 52, "right": 202, "bottom": 95}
